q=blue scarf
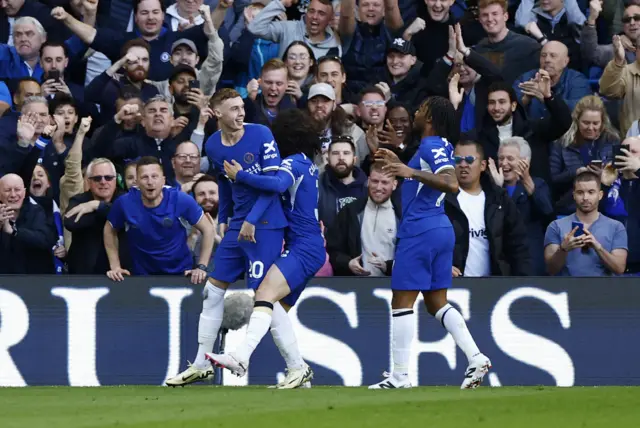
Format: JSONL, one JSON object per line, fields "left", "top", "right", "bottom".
{"left": 604, "top": 178, "right": 628, "bottom": 218}
{"left": 52, "top": 200, "right": 64, "bottom": 274}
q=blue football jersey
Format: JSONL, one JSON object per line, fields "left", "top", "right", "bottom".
{"left": 398, "top": 136, "right": 455, "bottom": 238}
{"left": 236, "top": 153, "right": 323, "bottom": 248}
{"left": 205, "top": 123, "right": 287, "bottom": 230}
{"left": 108, "top": 186, "right": 203, "bottom": 275}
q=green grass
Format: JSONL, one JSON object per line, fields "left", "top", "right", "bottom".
{"left": 0, "top": 386, "right": 638, "bottom": 428}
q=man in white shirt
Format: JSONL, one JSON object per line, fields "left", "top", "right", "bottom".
{"left": 444, "top": 140, "right": 532, "bottom": 276}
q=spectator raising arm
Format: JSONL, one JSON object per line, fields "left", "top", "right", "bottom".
{"left": 51, "top": 7, "right": 97, "bottom": 45}
{"left": 200, "top": 7, "right": 225, "bottom": 97}
{"left": 247, "top": 0, "right": 291, "bottom": 43}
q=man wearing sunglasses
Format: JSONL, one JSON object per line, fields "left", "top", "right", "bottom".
{"left": 444, "top": 140, "right": 532, "bottom": 278}
{"left": 63, "top": 158, "right": 131, "bottom": 275}
{"left": 581, "top": 1, "right": 640, "bottom": 68}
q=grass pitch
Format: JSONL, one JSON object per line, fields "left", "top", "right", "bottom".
{"left": 0, "top": 386, "right": 637, "bottom": 428}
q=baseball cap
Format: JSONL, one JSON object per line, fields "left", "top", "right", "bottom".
{"left": 171, "top": 38, "right": 197, "bottom": 54}
{"left": 308, "top": 83, "right": 335, "bottom": 101}
{"left": 387, "top": 38, "right": 416, "bottom": 56}
{"left": 169, "top": 64, "right": 197, "bottom": 83}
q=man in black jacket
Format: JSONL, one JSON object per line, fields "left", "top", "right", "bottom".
{"left": 326, "top": 164, "right": 400, "bottom": 276}
{"left": 64, "top": 158, "right": 131, "bottom": 274}
{"left": 471, "top": 78, "right": 572, "bottom": 181}
{"left": 0, "top": 173, "right": 57, "bottom": 273}
{"left": 90, "top": 95, "right": 181, "bottom": 181}
{"left": 444, "top": 140, "right": 532, "bottom": 276}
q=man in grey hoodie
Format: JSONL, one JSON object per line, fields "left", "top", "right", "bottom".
{"left": 248, "top": 0, "right": 341, "bottom": 59}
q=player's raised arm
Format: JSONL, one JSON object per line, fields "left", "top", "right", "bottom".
{"left": 224, "top": 159, "right": 295, "bottom": 193}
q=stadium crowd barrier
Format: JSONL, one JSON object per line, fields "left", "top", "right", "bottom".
{"left": 1, "top": 276, "right": 638, "bottom": 387}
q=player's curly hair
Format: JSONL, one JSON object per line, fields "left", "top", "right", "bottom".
{"left": 414, "top": 96, "right": 459, "bottom": 144}
{"left": 271, "top": 109, "right": 323, "bottom": 160}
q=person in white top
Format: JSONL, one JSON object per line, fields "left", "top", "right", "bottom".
{"left": 444, "top": 140, "right": 533, "bottom": 277}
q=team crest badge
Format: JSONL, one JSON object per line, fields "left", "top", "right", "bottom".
{"left": 160, "top": 52, "right": 170, "bottom": 62}
{"left": 244, "top": 153, "right": 254, "bottom": 164}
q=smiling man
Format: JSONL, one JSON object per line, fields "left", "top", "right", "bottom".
{"left": 104, "top": 156, "right": 214, "bottom": 281}
{"left": 444, "top": 139, "right": 531, "bottom": 277}
{"left": 245, "top": 58, "right": 297, "bottom": 127}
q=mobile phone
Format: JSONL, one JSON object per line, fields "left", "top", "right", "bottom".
{"left": 590, "top": 159, "right": 603, "bottom": 167}
{"left": 571, "top": 221, "right": 585, "bottom": 237}
{"left": 48, "top": 70, "right": 60, "bottom": 82}
{"left": 613, "top": 144, "right": 630, "bottom": 169}
{"left": 189, "top": 80, "right": 200, "bottom": 90}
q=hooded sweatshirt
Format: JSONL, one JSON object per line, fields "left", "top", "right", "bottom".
{"left": 247, "top": 0, "right": 341, "bottom": 59}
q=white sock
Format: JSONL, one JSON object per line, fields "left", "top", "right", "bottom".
{"left": 234, "top": 306, "right": 273, "bottom": 363}
{"left": 193, "top": 282, "right": 225, "bottom": 369}
{"left": 391, "top": 309, "right": 415, "bottom": 381}
{"left": 270, "top": 302, "right": 305, "bottom": 370}
{"left": 435, "top": 303, "right": 480, "bottom": 363}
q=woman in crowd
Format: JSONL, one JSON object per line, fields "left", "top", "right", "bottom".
{"left": 29, "top": 164, "right": 65, "bottom": 273}
{"left": 550, "top": 95, "right": 619, "bottom": 215}
{"left": 282, "top": 41, "right": 316, "bottom": 102}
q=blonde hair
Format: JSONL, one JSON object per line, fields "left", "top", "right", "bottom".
{"left": 560, "top": 95, "right": 619, "bottom": 148}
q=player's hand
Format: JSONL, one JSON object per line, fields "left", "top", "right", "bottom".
{"left": 452, "top": 266, "right": 462, "bottom": 277}
{"left": 369, "top": 252, "right": 387, "bottom": 271}
{"left": 238, "top": 221, "right": 256, "bottom": 243}
{"left": 560, "top": 227, "right": 584, "bottom": 252}
{"left": 219, "top": 223, "right": 228, "bottom": 239}
{"left": 65, "top": 200, "right": 100, "bottom": 223}
{"left": 107, "top": 267, "right": 131, "bottom": 282}
{"left": 455, "top": 23, "right": 468, "bottom": 54}
{"left": 348, "top": 254, "right": 370, "bottom": 276}
{"left": 374, "top": 147, "right": 400, "bottom": 166}
{"left": 383, "top": 162, "right": 413, "bottom": 178}
{"left": 487, "top": 158, "right": 504, "bottom": 187}
{"left": 224, "top": 160, "right": 243, "bottom": 181}
{"left": 185, "top": 267, "right": 207, "bottom": 284}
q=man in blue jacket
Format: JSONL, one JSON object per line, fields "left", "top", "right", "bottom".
{"left": 514, "top": 41, "right": 591, "bottom": 120}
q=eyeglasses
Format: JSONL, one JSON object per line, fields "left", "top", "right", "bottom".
{"left": 362, "top": 100, "right": 386, "bottom": 108}
{"left": 287, "top": 53, "right": 310, "bottom": 61}
{"left": 89, "top": 175, "right": 116, "bottom": 183}
{"left": 453, "top": 155, "right": 477, "bottom": 165}
{"left": 174, "top": 154, "right": 200, "bottom": 161}
{"left": 622, "top": 14, "right": 640, "bottom": 24}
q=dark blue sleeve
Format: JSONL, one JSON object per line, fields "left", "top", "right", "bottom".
{"left": 178, "top": 191, "right": 205, "bottom": 225}
{"left": 91, "top": 28, "right": 125, "bottom": 62}
{"left": 107, "top": 197, "right": 126, "bottom": 230}
{"left": 236, "top": 166, "right": 294, "bottom": 193}
{"left": 64, "top": 35, "right": 89, "bottom": 61}
{"left": 245, "top": 169, "right": 279, "bottom": 225}
{"left": 217, "top": 174, "right": 233, "bottom": 225}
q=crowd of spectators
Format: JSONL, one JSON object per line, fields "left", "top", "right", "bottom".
{"left": 0, "top": 0, "right": 638, "bottom": 278}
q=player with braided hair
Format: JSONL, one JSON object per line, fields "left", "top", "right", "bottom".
{"left": 369, "top": 96, "right": 491, "bottom": 389}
